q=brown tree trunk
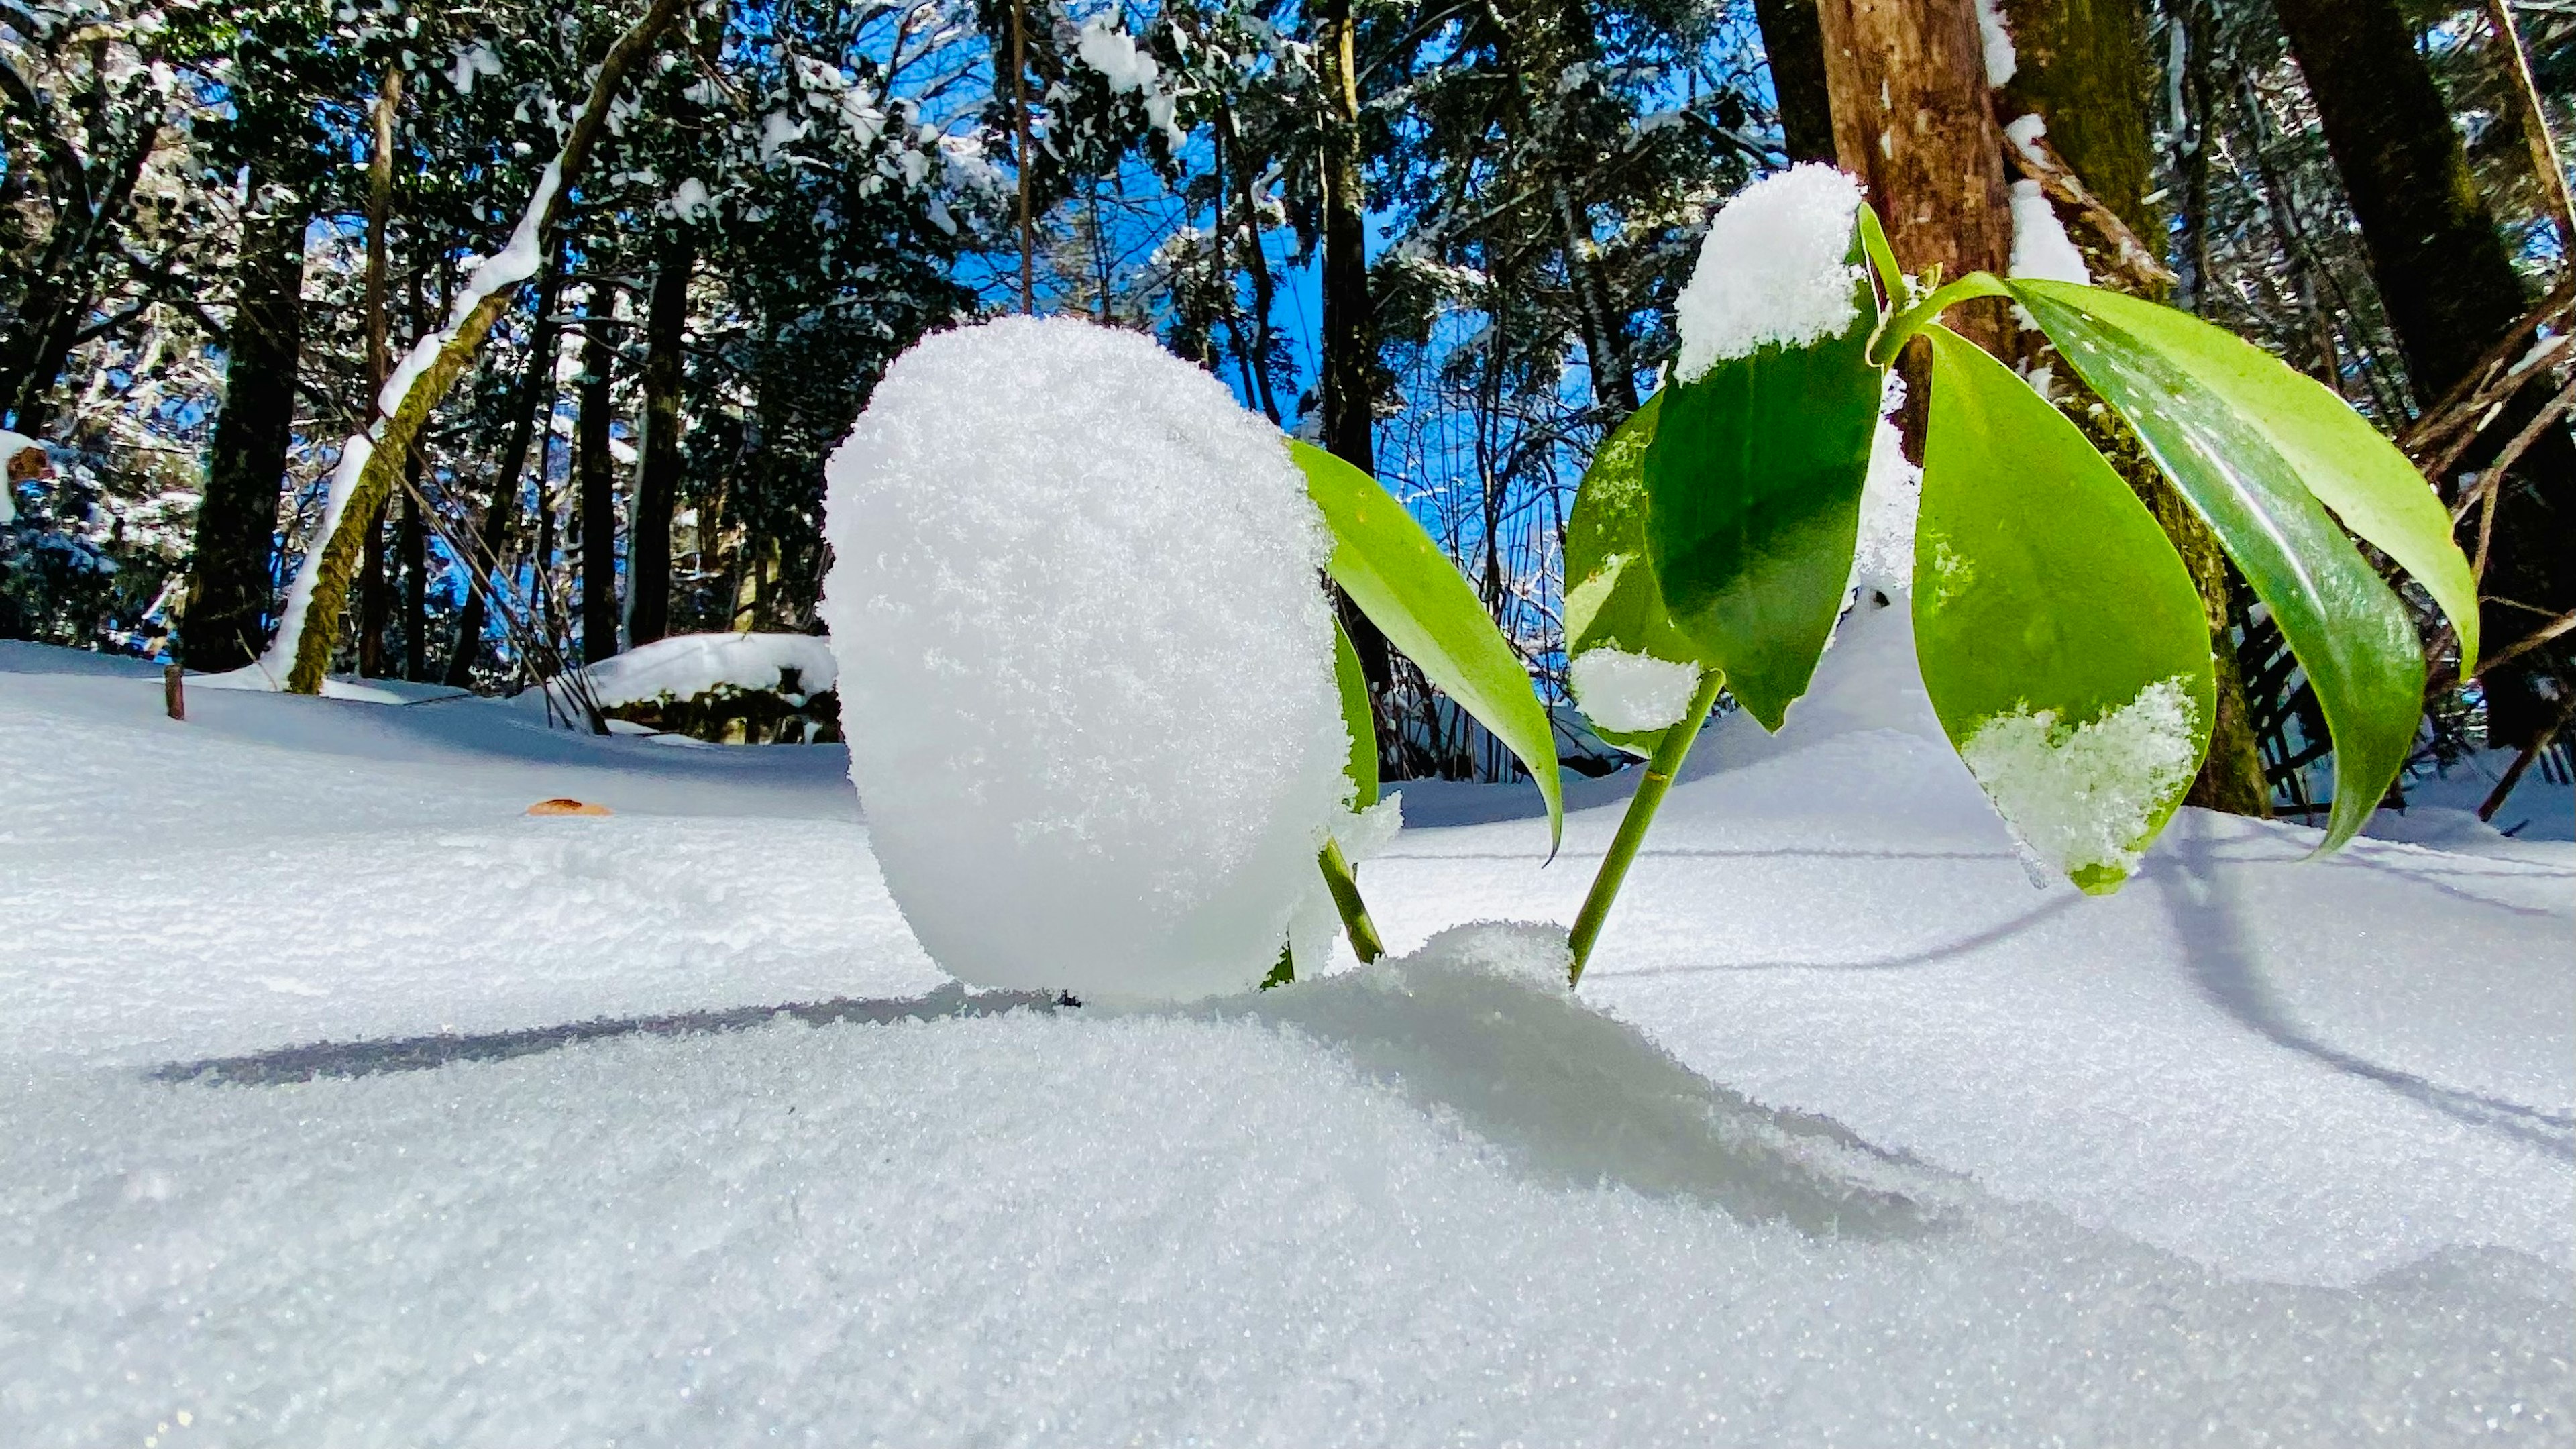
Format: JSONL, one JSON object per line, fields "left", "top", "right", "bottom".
{"left": 1315, "top": 0, "right": 1399, "bottom": 724}
{"left": 2275, "top": 0, "right": 2574, "bottom": 746}
{"left": 359, "top": 501, "right": 389, "bottom": 678}
{"left": 1996, "top": 0, "right": 2269, "bottom": 816}
{"left": 577, "top": 293, "right": 621, "bottom": 665}
{"left": 398, "top": 461, "right": 425, "bottom": 680}
{"left": 629, "top": 237, "right": 688, "bottom": 647}
{"left": 1813, "top": 0, "right": 2016, "bottom": 354}
{"left": 182, "top": 180, "right": 308, "bottom": 672}
{"left": 1752, "top": 0, "right": 1838, "bottom": 164}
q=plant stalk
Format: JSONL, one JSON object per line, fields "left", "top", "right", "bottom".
{"left": 1317, "top": 837, "right": 1385, "bottom": 964}
{"left": 1566, "top": 669, "right": 1725, "bottom": 987}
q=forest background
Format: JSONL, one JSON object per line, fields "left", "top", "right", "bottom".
{"left": 3, "top": 0, "right": 2569, "bottom": 816}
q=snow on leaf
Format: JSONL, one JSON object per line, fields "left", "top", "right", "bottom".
{"left": 1957, "top": 676, "right": 2202, "bottom": 885}
{"left": 1672, "top": 164, "right": 1867, "bottom": 382}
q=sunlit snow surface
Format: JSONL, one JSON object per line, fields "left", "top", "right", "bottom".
{"left": 1, "top": 605, "right": 2569, "bottom": 1445}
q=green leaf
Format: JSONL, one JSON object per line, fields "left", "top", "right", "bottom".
{"left": 1563, "top": 392, "right": 1716, "bottom": 753}
{"left": 1642, "top": 258, "right": 1882, "bottom": 729}
{"left": 1916, "top": 326, "right": 2216, "bottom": 893}
{"left": 2010, "top": 279, "right": 2458, "bottom": 851}
{"left": 1332, "top": 616, "right": 1378, "bottom": 807}
{"left": 1294, "top": 441, "right": 1564, "bottom": 847}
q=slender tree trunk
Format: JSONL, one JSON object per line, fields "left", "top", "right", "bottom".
{"left": 1217, "top": 103, "right": 1282, "bottom": 424}
{"left": 629, "top": 237, "right": 688, "bottom": 647}
{"left": 182, "top": 180, "right": 309, "bottom": 672}
{"left": 2275, "top": 0, "right": 2575, "bottom": 745}
{"left": 0, "top": 118, "right": 157, "bottom": 432}
{"left": 1752, "top": 0, "right": 1838, "bottom": 164}
{"left": 398, "top": 460, "right": 425, "bottom": 680}
{"left": 445, "top": 241, "right": 567, "bottom": 686}
{"left": 354, "top": 66, "right": 402, "bottom": 680}
{"left": 1996, "top": 0, "right": 2269, "bottom": 816}
{"left": 1813, "top": 0, "right": 2015, "bottom": 354}
{"left": 1314, "top": 0, "right": 1398, "bottom": 714}
{"left": 577, "top": 293, "right": 620, "bottom": 664}
{"left": 359, "top": 502, "right": 390, "bottom": 676}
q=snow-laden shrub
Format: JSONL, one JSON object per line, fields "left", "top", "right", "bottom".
{"left": 820, "top": 318, "right": 1352, "bottom": 1001}
{"left": 1560, "top": 161, "right": 2477, "bottom": 977}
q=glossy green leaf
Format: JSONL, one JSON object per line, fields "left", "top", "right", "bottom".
{"left": 1916, "top": 326, "right": 2216, "bottom": 893}
{"left": 1294, "top": 441, "right": 1564, "bottom": 846}
{"left": 1563, "top": 392, "right": 1715, "bottom": 752}
{"left": 1642, "top": 258, "right": 1881, "bottom": 729}
{"left": 1332, "top": 616, "right": 1378, "bottom": 807}
{"left": 2010, "top": 279, "right": 2455, "bottom": 850}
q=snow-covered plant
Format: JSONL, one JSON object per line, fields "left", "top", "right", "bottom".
{"left": 1561, "top": 164, "right": 2479, "bottom": 978}
{"left": 821, "top": 317, "right": 1560, "bottom": 1002}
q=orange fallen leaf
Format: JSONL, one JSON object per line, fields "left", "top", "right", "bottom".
{"left": 526, "top": 798, "right": 613, "bottom": 816}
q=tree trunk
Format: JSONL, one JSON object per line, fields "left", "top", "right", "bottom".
{"left": 1813, "top": 0, "right": 2015, "bottom": 354}
{"left": 1217, "top": 103, "right": 1282, "bottom": 425}
{"left": 2275, "top": 0, "right": 2575, "bottom": 746}
{"left": 445, "top": 243, "right": 567, "bottom": 686}
{"left": 398, "top": 462, "right": 426, "bottom": 680}
{"left": 0, "top": 119, "right": 157, "bottom": 433}
{"left": 1315, "top": 0, "right": 1399, "bottom": 722}
{"left": 577, "top": 295, "right": 621, "bottom": 665}
{"left": 629, "top": 237, "right": 688, "bottom": 647}
{"left": 1996, "top": 0, "right": 2269, "bottom": 816}
{"left": 182, "top": 181, "right": 308, "bottom": 672}
{"left": 359, "top": 501, "right": 390, "bottom": 677}
{"left": 1752, "top": 0, "right": 1838, "bottom": 164}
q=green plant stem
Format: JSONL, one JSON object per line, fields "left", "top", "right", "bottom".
{"left": 1317, "top": 837, "right": 1385, "bottom": 964}
{"left": 1566, "top": 669, "right": 1727, "bottom": 987}
{"left": 1868, "top": 272, "right": 2013, "bottom": 368}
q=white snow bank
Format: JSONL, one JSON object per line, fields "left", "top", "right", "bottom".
{"left": 819, "top": 317, "right": 1349, "bottom": 1002}
{"left": 1569, "top": 646, "right": 1701, "bottom": 733}
{"left": 580, "top": 631, "right": 837, "bottom": 708}
{"left": 1673, "top": 164, "right": 1867, "bottom": 382}
{"left": 1, "top": 616, "right": 2568, "bottom": 1442}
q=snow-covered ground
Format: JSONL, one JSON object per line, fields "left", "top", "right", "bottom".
{"left": 2, "top": 604, "right": 2568, "bottom": 1444}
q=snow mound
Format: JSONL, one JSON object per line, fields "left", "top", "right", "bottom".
{"left": 1673, "top": 164, "right": 1867, "bottom": 382}
{"left": 580, "top": 632, "right": 837, "bottom": 708}
{"left": 818, "top": 316, "right": 1348, "bottom": 1002}
{"left": 1569, "top": 647, "right": 1701, "bottom": 733}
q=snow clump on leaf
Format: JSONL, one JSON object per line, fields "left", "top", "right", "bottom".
{"left": 819, "top": 317, "right": 1350, "bottom": 1002}
{"left": 1957, "top": 676, "right": 2202, "bottom": 885}
{"left": 1570, "top": 647, "right": 1703, "bottom": 733}
{"left": 1672, "top": 164, "right": 1868, "bottom": 382}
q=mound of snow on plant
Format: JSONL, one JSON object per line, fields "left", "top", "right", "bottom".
{"left": 1672, "top": 164, "right": 1866, "bottom": 380}
{"left": 819, "top": 316, "right": 1349, "bottom": 1001}
{"left": 580, "top": 632, "right": 837, "bottom": 709}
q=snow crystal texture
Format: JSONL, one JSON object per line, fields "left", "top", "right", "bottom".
{"left": 1673, "top": 164, "right": 1867, "bottom": 382}
{"left": 819, "top": 317, "right": 1348, "bottom": 1001}
{"left": 1570, "top": 647, "right": 1702, "bottom": 733}
{"left": 1958, "top": 676, "right": 2202, "bottom": 879}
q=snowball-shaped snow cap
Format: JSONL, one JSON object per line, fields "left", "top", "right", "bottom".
{"left": 1672, "top": 164, "right": 1868, "bottom": 383}
{"left": 820, "top": 317, "right": 1350, "bottom": 1002}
